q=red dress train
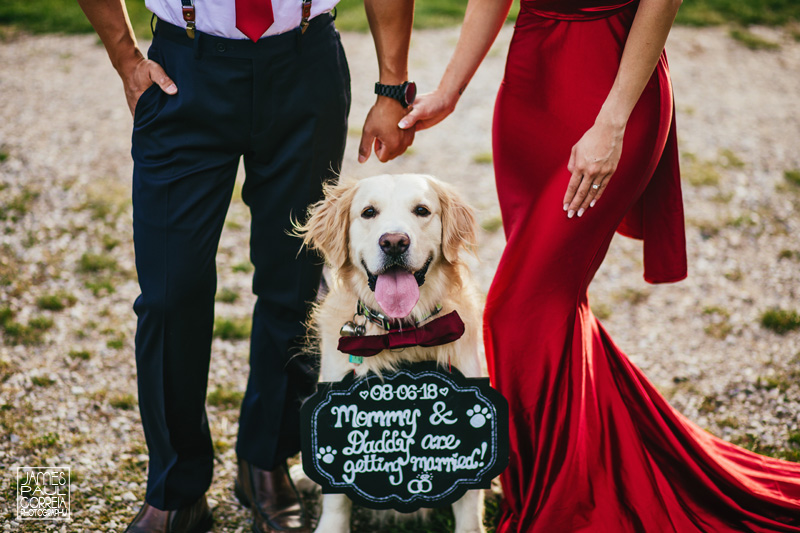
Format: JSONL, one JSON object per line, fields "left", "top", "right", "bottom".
{"left": 484, "top": 1, "right": 800, "bottom": 531}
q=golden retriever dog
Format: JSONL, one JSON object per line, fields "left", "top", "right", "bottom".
{"left": 298, "top": 174, "right": 486, "bottom": 533}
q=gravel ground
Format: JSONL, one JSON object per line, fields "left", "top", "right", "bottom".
{"left": 1, "top": 21, "right": 800, "bottom": 532}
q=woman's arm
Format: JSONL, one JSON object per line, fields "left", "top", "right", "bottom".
{"left": 563, "top": 0, "right": 682, "bottom": 218}
{"left": 398, "top": 0, "right": 514, "bottom": 131}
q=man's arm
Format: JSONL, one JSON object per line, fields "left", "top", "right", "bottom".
{"left": 358, "top": 0, "right": 415, "bottom": 163}
{"left": 77, "top": 0, "right": 177, "bottom": 116}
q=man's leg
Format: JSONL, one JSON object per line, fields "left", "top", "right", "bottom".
{"left": 235, "top": 16, "right": 351, "bottom": 470}
{"left": 131, "top": 29, "right": 252, "bottom": 510}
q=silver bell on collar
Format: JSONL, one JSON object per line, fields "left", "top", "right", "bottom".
{"left": 340, "top": 321, "right": 366, "bottom": 337}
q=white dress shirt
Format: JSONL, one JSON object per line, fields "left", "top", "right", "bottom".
{"left": 145, "top": 0, "right": 340, "bottom": 39}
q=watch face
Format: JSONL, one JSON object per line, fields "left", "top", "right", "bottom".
{"left": 404, "top": 82, "right": 417, "bottom": 106}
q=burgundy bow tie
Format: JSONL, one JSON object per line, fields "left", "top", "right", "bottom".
{"left": 338, "top": 311, "right": 465, "bottom": 358}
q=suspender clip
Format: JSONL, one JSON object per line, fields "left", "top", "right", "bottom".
{"left": 300, "top": 0, "right": 312, "bottom": 34}
{"left": 181, "top": 0, "right": 196, "bottom": 39}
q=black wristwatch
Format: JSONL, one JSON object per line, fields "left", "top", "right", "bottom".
{"left": 374, "top": 81, "right": 417, "bottom": 108}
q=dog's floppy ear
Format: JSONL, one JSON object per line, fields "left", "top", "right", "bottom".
{"left": 430, "top": 178, "right": 477, "bottom": 264}
{"left": 298, "top": 179, "right": 357, "bottom": 269}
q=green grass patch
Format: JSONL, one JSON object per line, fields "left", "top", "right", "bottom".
{"left": 778, "top": 249, "right": 800, "bottom": 260}
{"left": 717, "top": 416, "right": 740, "bottom": 429}
{"left": 592, "top": 303, "right": 613, "bottom": 320}
{"left": 107, "top": 337, "right": 125, "bottom": 349}
{"left": 0, "top": 359, "right": 18, "bottom": 382}
{"left": 216, "top": 287, "right": 240, "bottom": 304}
{"left": 0, "top": 0, "right": 154, "bottom": 37}
{"left": 473, "top": 152, "right": 493, "bottom": 165}
{"left": 614, "top": 288, "right": 650, "bottom": 305}
{"left": 23, "top": 432, "right": 62, "bottom": 453}
{"left": 0, "top": 306, "right": 13, "bottom": 326}
{"left": 207, "top": 385, "right": 245, "bottom": 409}
{"left": 730, "top": 433, "right": 800, "bottom": 463}
{"left": 213, "top": 317, "right": 251, "bottom": 340}
{"left": 729, "top": 28, "right": 781, "bottom": 50}
{"left": 717, "top": 148, "right": 746, "bottom": 168}
{"left": 85, "top": 277, "right": 116, "bottom": 296}
{"left": 68, "top": 349, "right": 92, "bottom": 361}
{"left": 232, "top": 261, "right": 254, "bottom": 274}
{"left": 480, "top": 216, "right": 503, "bottom": 233}
{"left": 760, "top": 308, "right": 800, "bottom": 334}
{"left": 0, "top": 188, "right": 39, "bottom": 223}
{"left": 109, "top": 393, "right": 137, "bottom": 410}
{"left": 31, "top": 375, "right": 56, "bottom": 387}
{"left": 36, "top": 291, "right": 77, "bottom": 311}
{"left": 2, "top": 315, "right": 54, "bottom": 346}
{"left": 684, "top": 160, "right": 721, "bottom": 187}
{"left": 784, "top": 169, "right": 800, "bottom": 187}
{"left": 756, "top": 374, "right": 792, "bottom": 393}
{"left": 102, "top": 234, "right": 121, "bottom": 251}
{"left": 676, "top": 0, "right": 800, "bottom": 26}
{"left": 78, "top": 252, "right": 118, "bottom": 273}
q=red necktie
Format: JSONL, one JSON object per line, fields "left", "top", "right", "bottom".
{"left": 235, "top": 0, "right": 274, "bottom": 42}
{"left": 337, "top": 311, "right": 466, "bottom": 358}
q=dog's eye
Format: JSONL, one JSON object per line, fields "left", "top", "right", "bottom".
{"left": 361, "top": 206, "right": 377, "bottom": 219}
{"left": 414, "top": 205, "right": 431, "bottom": 217}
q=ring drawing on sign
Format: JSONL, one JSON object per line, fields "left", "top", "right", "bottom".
{"left": 408, "top": 473, "right": 434, "bottom": 494}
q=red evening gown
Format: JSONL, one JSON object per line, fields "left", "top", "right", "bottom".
{"left": 484, "top": 1, "right": 800, "bottom": 531}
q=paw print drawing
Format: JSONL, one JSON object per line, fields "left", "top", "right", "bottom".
{"left": 316, "top": 446, "right": 337, "bottom": 465}
{"left": 467, "top": 404, "right": 492, "bottom": 428}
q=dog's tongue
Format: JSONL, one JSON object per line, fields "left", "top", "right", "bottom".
{"left": 375, "top": 268, "right": 419, "bottom": 319}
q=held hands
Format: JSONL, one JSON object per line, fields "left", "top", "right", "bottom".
{"left": 398, "top": 90, "right": 458, "bottom": 132}
{"left": 121, "top": 56, "right": 177, "bottom": 117}
{"left": 359, "top": 97, "right": 415, "bottom": 163}
{"left": 563, "top": 118, "right": 625, "bottom": 218}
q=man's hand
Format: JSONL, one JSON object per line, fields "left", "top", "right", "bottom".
{"left": 76, "top": 0, "right": 177, "bottom": 118}
{"left": 121, "top": 58, "right": 177, "bottom": 117}
{"left": 359, "top": 97, "right": 415, "bottom": 163}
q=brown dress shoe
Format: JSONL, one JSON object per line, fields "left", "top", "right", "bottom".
{"left": 234, "top": 458, "right": 310, "bottom": 533}
{"left": 124, "top": 495, "right": 213, "bottom": 533}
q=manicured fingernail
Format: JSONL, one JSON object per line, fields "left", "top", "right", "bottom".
{"left": 358, "top": 155, "right": 366, "bottom": 163}
{"left": 563, "top": 203, "right": 568, "bottom": 211}
{"left": 568, "top": 209, "right": 575, "bottom": 219}
{"left": 577, "top": 208, "right": 584, "bottom": 217}
{"left": 590, "top": 199, "right": 596, "bottom": 208}
{"left": 166, "top": 84, "right": 177, "bottom": 94}
{"left": 398, "top": 119, "right": 409, "bottom": 129}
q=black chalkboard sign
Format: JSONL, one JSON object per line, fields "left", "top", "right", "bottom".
{"left": 300, "top": 362, "right": 509, "bottom": 512}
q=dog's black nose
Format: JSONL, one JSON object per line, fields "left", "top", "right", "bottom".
{"left": 379, "top": 232, "right": 410, "bottom": 256}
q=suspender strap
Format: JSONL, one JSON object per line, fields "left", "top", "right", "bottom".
{"left": 301, "top": 0, "right": 312, "bottom": 33}
{"left": 181, "top": 0, "right": 196, "bottom": 38}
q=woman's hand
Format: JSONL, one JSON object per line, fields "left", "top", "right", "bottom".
{"left": 563, "top": 119, "right": 625, "bottom": 218}
{"left": 398, "top": 90, "right": 459, "bottom": 132}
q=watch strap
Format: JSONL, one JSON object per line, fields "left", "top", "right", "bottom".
{"left": 375, "top": 82, "right": 409, "bottom": 107}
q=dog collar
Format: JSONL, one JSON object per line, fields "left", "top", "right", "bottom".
{"left": 340, "top": 302, "right": 444, "bottom": 364}
{"left": 356, "top": 300, "right": 443, "bottom": 331}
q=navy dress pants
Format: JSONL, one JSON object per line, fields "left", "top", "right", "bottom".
{"left": 131, "top": 15, "right": 350, "bottom": 510}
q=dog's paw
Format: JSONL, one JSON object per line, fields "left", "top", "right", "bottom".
{"left": 466, "top": 405, "right": 492, "bottom": 428}
{"left": 316, "top": 445, "right": 337, "bottom": 464}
